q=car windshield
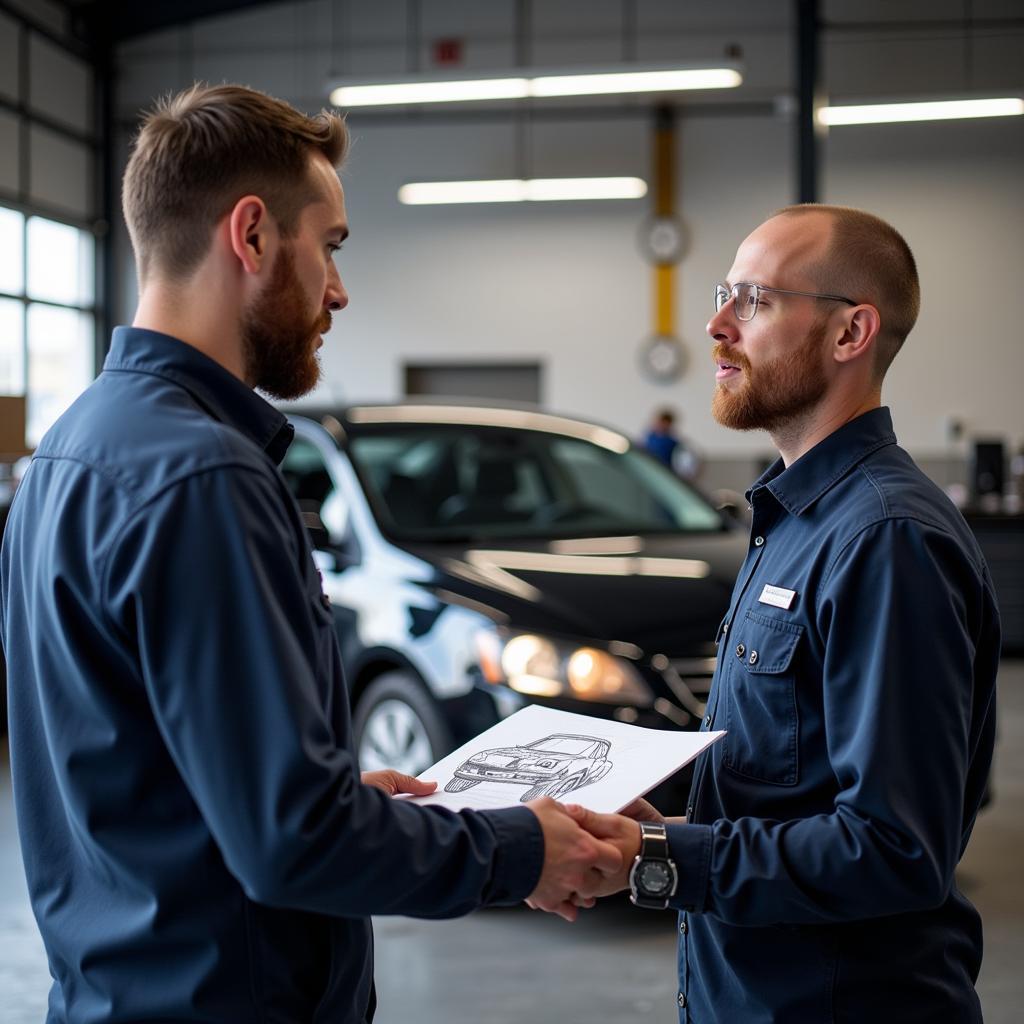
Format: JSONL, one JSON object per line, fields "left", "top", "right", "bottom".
{"left": 527, "top": 736, "right": 597, "bottom": 755}
{"left": 346, "top": 423, "right": 724, "bottom": 540}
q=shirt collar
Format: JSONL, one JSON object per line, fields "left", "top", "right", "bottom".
{"left": 104, "top": 326, "right": 294, "bottom": 464}
{"left": 746, "top": 407, "right": 898, "bottom": 516}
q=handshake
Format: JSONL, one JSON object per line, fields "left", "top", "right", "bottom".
{"left": 524, "top": 796, "right": 665, "bottom": 922}
{"left": 363, "top": 769, "right": 669, "bottom": 922}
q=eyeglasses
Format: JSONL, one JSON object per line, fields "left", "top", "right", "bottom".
{"left": 714, "top": 282, "right": 857, "bottom": 322}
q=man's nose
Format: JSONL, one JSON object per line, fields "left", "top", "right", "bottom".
{"left": 706, "top": 304, "right": 737, "bottom": 343}
{"left": 326, "top": 265, "right": 348, "bottom": 311}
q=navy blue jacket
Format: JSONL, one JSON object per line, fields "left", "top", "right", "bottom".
{"left": 0, "top": 327, "right": 543, "bottom": 1024}
{"left": 665, "top": 408, "right": 999, "bottom": 1022}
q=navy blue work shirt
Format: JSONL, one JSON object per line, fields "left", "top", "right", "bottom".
{"left": 0, "top": 327, "right": 543, "bottom": 1024}
{"left": 664, "top": 408, "right": 999, "bottom": 1023}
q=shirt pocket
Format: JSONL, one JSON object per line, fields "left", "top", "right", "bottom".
{"left": 722, "top": 610, "right": 803, "bottom": 786}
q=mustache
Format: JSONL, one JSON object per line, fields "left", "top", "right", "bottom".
{"left": 712, "top": 343, "right": 750, "bottom": 372}
{"left": 317, "top": 311, "right": 333, "bottom": 335}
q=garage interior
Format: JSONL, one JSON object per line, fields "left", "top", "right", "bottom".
{"left": 1, "top": 0, "right": 1023, "bottom": 1021}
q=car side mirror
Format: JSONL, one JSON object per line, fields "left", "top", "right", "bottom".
{"left": 302, "top": 508, "right": 359, "bottom": 572}
{"left": 711, "top": 488, "right": 750, "bottom": 525}
{"left": 302, "top": 510, "right": 332, "bottom": 551}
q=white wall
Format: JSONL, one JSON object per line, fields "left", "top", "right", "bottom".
{"left": 113, "top": 0, "right": 1024, "bottom": 458}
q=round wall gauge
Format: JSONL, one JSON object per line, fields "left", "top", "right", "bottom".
{"left": 639, "top": 215, "right": 688, "bottom": 265}
{"left": 638, "top": 334, "right": 688, "bottom": 382}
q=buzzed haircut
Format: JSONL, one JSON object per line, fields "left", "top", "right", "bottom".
{"left": 123, "top": 83, "right": 349, "bottom": 283}
{"left": 772, "top": 204, "right": 920, "bottom": 379}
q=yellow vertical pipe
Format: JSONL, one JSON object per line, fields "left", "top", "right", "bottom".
{"left": 656, "top": 265, "right": 674, "bottom": 336}
{"left": 652, "top": 108, "right": 676, "bottom": 337}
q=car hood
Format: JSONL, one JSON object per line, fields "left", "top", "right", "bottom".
{"left": 476, "top": 746, "right": 538, "bottom": 759}
{"left": 397, "top": 530, "right": 745, "bottom": 657}
{"left": 473, "top": 748, "right": 573, "bottom": 767}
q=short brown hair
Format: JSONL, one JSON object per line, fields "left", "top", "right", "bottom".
{"left": 123, "top": 83, "right": 348, "bottom": 282}
{"left": 772, "top": 204, "right": 920, "bottom": 378}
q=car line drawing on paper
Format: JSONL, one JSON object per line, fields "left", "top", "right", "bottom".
{"left": 443, "top": 733, "right": 613, "bottom": 802}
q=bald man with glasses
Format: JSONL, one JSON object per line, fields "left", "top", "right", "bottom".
{"left": 568, "top": 205, "right": 999, "bottom": 1023}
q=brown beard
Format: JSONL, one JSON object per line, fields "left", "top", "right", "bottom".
{"left": 711, "top": 320, "right": 829, "bottom": 433}
{"left": 241, "top": 244, "right": 331, "bottom": 400}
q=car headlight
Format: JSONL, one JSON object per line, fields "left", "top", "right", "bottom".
{"left": 475, "top": 630, "right": 652, "bottom": 706}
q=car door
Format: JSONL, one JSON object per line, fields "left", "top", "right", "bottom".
{"left": 279, "top": 425, "right": 363, "bottom": 669}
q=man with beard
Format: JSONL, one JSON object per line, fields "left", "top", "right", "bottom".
{"left": 567, "top": 205, "right": 999, "bottom": 1022}
{"left": 0, "top": 84, "right": 622, "bottom": 1024}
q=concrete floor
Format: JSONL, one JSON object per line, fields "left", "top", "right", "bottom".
{"left": 2, "top": 661, "right": 1022, "bottom": 1023}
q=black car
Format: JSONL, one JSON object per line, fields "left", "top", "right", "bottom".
{"left": 281, "top": 401, "right": 746, "bottom": 807}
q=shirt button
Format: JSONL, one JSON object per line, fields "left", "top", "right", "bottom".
{"left": 679, "top": 918, "right": 688, "bottom": 935}
{"left": 754, "top": 535, "right": 765, "bottom": 547}
{"left": 748, "top": 650, "right": 758, "bottom": 665}
{"left": 703, "top": 715, "right": 711, "bottom": 728}
{"left": 735, "top": 643, "right": 746, "bottom": 658}
{"left": 678, "top": 992, "right": 687, "bottom": 1008}
{"left": 722, "top": 621, "right": 729, "bottom": 635}
{"left": 686, "top": 804, "right": 693, "bottom": 818}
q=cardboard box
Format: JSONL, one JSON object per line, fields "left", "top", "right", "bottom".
{"left": 0, "top": 395, "right": 30, "bottom": 458}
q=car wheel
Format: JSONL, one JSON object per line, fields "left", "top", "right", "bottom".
{"left": 520, "top": 773, "right": 585, "bottom": 803}
{"left": 354, "top": 671, "right": 451, "bottom": 777}
{"left": 548, "top": 773, "right": 589, "bottom": 799}
{"left": 443, "top": 778, "right": 480, "bottom": 793}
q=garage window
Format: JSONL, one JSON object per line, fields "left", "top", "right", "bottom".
{"left": 0, "top": 205, "right": 96, "bottom": 445}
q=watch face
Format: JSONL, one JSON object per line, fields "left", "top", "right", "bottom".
{"left": 638, "top": 861, "right": 673, "bottom": 896}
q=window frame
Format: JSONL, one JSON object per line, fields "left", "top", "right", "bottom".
{"left": 0, "top": 5, "right": 104, "bottom": 448}
{"left": 0, "top": 206, "right": 100, "bottom": 444}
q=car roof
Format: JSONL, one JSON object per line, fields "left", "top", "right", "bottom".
{"left": 282, "top": 400, "right": 633, "bottom": 454}
{"left": 533, "top": 733, "right": 606, "bottom": 744}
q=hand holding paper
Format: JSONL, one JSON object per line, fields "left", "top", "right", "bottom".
{"left": 361, "top": 770, "right": 438, "bottom": 797}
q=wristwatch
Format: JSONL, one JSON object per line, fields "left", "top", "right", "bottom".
{"left": 628, "top": 821, "right": 678, "bottom": 909}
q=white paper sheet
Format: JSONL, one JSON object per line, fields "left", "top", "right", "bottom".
{"left": 399, "top": 704, "right": 725, "bottom": 814}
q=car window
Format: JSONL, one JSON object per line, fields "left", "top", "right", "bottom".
{"left": 526, "top": 736, "right": 598, "bottom": 755}
{"left": 346, "top": 424, "right": 725, "bottom": 540}
{"left": 551, "top": 437, "right": 721, "bottom": 531}
{"left": 281, "top": 436, "right": 348, "bottom": 536}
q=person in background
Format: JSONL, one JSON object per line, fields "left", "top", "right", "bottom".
{"left": 568, "top": 204, "right": 999, "bottom": 1023}
{"left": 643, "top": 407, "right": 702, "bottom": 481}
{"left": 0, "top": 84, "right": 621, "bottom": 1024}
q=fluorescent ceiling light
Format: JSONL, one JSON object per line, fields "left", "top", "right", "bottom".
{"left": 329, "top": 62, "right": 742, "bottom": 108}
{"left": 819, "top": 97, "right": 1024, "bottom": 126}
{"left": 398, "top": 177, "right": 647, "bottom": 205}
{"left": 531, "top": 67, "right": 741, "bottom": 97}
{"left": 335, "top": 78, "right": 529, "bottom": 107}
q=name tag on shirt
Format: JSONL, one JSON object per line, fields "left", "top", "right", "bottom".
{"left": 759, "top": 583, "right": 796, "bottom": 610}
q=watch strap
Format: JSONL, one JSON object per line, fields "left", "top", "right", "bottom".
{"left": 638, "top": 820, "right": 669, "bottom": 859}
{"left": 629, "top": 821, "right": 678, "bottom": 909}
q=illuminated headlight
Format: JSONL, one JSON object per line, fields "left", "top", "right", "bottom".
{"left": 475, "top": 630, "right": 652, "bottom": 706}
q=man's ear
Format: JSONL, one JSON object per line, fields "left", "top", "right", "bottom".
{"left": 227, "top": 195, "right": 273, "bottom": 275}
{"left": 833, "top": 304, "right": 881, "bottom": 366}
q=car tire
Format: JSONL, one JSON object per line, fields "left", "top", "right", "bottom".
{"left": 520, "top": 773, "right": 584, "bottom": 803}
{"left": 443, "top": 778, "right": 480, "bottom": 793}
{"left": 353, "top": 670, "right": 452, "bottom": 778}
